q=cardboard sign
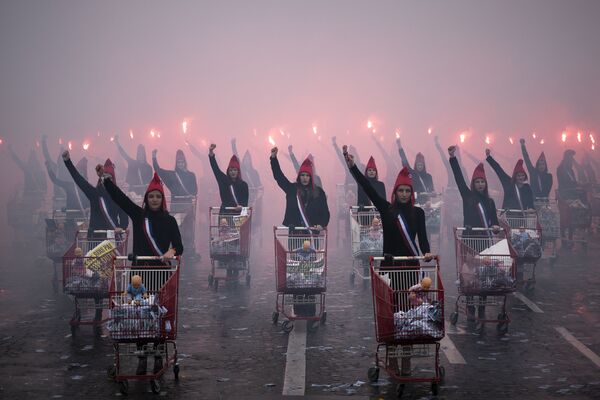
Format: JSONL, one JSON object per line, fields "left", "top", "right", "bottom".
{"left": 84, "top": 240, "right": 117, "bottom": 278}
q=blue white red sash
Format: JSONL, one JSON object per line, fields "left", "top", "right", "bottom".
{"left": 396, "top": 213, "right": 420, "bottom": 256}
{"left": 175, "top": 171, "right": 191, "bottom": 196}
{"left": 143, "top": 218, "right": 163, "bottom": 256}
{"left": 230, "top": 185, "right": 239, "bottom": 206}
{"left": 515, "top": 184, "right": 524, "bottom": 210}
{"left": 99, "top": 197, "right": 117, "bottom": 229}
{"left": 296, "top": 191, "right": 311, "bottom": 229}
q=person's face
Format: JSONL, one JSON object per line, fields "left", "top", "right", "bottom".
{"left": 299, "top": 172, "right": 311, "bottom": 186}
{"left": 176, "top": 159, "right": 186, "bottom": 170}
{"left": 132, "top": 276, "right": 141, "bottom": 288}
{"left": 147, "top": 190, "right": 163, "bottom": 211}
{"left": 395, "top": 185, "right": 412, "bottom": 204}
{"left": 473, "top": 178, "right": 487, "bottom": 193}
{"left": 415, "top": 162, "right": 425, "bottom": 172}
{"left": 515, "top": 172, "right": 527, "bottom": 185}
{"left": 228, "top": 167, "right": 239, "bottom": 179}
{"left": 536, "top": 159, "right": 547, "bottom": 172}
{"left": 366, "top": 168, "right": 377, "bottom": 178}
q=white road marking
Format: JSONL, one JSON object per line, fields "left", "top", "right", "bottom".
{"left": 440, "top": 335, "right": 467, "bottom": 364}
{"left": 555, "top": 326, "right": 600, "bottom": 369}
{"left": 282, "top": 320, "right": 307, "bottom": 395}
{"left": 513, "top": 292, "right": 544, "bottom": 313}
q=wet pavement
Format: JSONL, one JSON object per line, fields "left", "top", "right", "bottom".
{"left": 1, "top": 225, "right": 600, "bottom": 399}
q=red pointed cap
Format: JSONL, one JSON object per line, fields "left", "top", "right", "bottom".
{"left": 414, "top": 152, "right": 426, "bottom": 172}
{"left": 103, "top": 158, "right": 116, "bottom": 181}
{"left": 536, "top": 152, "right": 546, "bottom": 165}
{"left": 145, "top": 172, "right": 167, "bottom": 211}
{"left": 299, "top": 157, "right": 313, "bottom": 177}
{"left": 392, "top": 167, "right": 414, "bottom": 204}
{"left": 365, "top": 156, "right": 378, "bottom": 177}
{"left": 512, "top": 159, "right": 528, "bottom": 180}
{"left": 471, "top": 162, "right": 486, "bottom": 182}
{"left": 227, "top": 155, "right": 241, "bottom": 178}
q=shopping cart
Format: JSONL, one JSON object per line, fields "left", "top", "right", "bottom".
{"left": 349, "top": 206, "right": 382, "bottom": 286}
{"left": 416, "top": 192, "right": 443, "bottom": 254}
{"left": 557, "top": 189, "right": 591, "bottom": 253}
{"left": 450, "top": 227, "right": 516, "bottom": 335}
{"left": 62, "top": 229, "right": 129, "bottom": 336}
{"left": 335, "top": 183, "right": 356, "bottom": 247}
{"left": 587, "top": 184, "right": 600, "bottom": 232}
{"left": 272, "top": 226, "right": 327, "bottom": 332}
{"left": 367, "top": 256, "right": 444, "bottom": 397}
{"left": 168, "top": 195, "right": 198, "bottom": 259}
{"left": 208, "top": 207, "right": 252, "bottom": 290}
{"left": 107, "top": 255, "right": 180, "bottom": 395}
{"left": 46, "top": 210, "right": 87, "bottom": 292}
{"left": 497, "top": 209, "right": 542, "bottom": 292}
{"left": 534, "top": 198, "right": 560, "bottom": 265}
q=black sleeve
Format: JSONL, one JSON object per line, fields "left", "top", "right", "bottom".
{"left": 489, "top": 199, "right": 499, "bottom": 225}
{"left": 153, "top": 155, "right": 169, "bottom": 180}
{"left": 398, "top": 147, "right": 410, "bottom": 169}
{"left": 65, "top": 158, "right": 96, "bottom": 199}
{"left": 523, "top": 185, "right": 534, "bottom": 209}
{"left": 521, "top": 143, "right": 535, "bottom": 178}
{"left": 317, "top": 189, "right": 330, "bottom": 227}
{"left": 188, "top": 143, "right": 202, "bottom": 160}
{"left": 349, "top": 165, "right": 389, "bottom": 213}
{"left": 486, "top": 155, "right": 511, "bottom": 185}
{"left": 416, "top": 208, "right": 430, "bottom": 254}
{"left": 116, "top": 141, "right": 134, "bottom": 164}
{"left": 450, "top": 157, "right": 470, "bottom": 198}
{"left": 169, "top": 215, "right": 184, "bottom": 256}
{"left": 270, "top": 157, "right": 294, "bottom": 192}
{"left": 209, "top": 155, "right": 228, "bottom": 185}
{"left": 103, "top": 177, "right": 142, "bottom": 219}
{"left": 240, "top": 181, "right": 249, "bottom": 206}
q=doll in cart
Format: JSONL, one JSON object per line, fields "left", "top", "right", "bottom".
{"left": 361, "top": 217, "right": 384, "bottom": 251}
{"left": 125, "top": 274, "right": 149, "bottom": 305}
{"left": 294, "top": 240, "right": 317, "bottom": 262}
{"left": 408, "top": 276, "right": 432, "bottom": 306}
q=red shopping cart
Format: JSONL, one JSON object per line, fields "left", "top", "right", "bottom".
{"left": 367, "top": 256, "right": 444, "bottom": 397}
{"left": 62, "top": 229, "right": 129, "bottom": 336}
{"left": 450, "top": 227, "right": 516, "bottom": 335}
{"left": 272, "top": 226, "right": 327, "bottom": 332}
{"left": 497, "top": 209, "right": 543, "bottom": 292}
{"left": 107, "top": 255, "right": 180, "bottom": 395}
{"left": 208, "top": 207, "right": 252, "bottom": 290}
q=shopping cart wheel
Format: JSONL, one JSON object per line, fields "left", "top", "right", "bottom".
{"left": 281, "top": 320, "right": 294, "bottom": 333}
{"left": 367, "top": 366, "right": 379, "bottom": 383}
{"left": 431, "top": 382, "right": 439, "bottom": 396}
{"left": 475, "top": 322, "right": 484, "bottom": 335}
{"left": 208, "top": 274, "right": 214, "bottom": 287}
{"left": 320, "top": 311, "right": 327, "bottom": 325}
{"left": 118, "top": 380, "right": 128, "bottom": 395}
{"left": 395, "top": 383, "right": 405, "bottom": 397}
{"left": 150, "top": 379, "right": 161, "bottom": 394}
{"left": 272, "top": 312, "right": 279, "bottom": 325}
{"left": 450, "top": 312, "right": 458, "bottom": 325}
{"left": 107, "top": 365, "right": 116, "bottom": 380}
{"left": 173, "top": 364, "right": 180, "bottom": 381}
{"left": 246, "top": 274, "right": 251, "bottom": 287}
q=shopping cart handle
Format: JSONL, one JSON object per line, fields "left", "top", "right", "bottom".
{"left": 350, "top": 206, "right": 376, "bottom": 210}
{"left": 120, "top": 254, "right": 178, "bottom": 261}
{"left": 456, "top": 227, "right": 503, "bottom": 232}
{"left": 372, "top": 255, "right": 439, "bottom": 261}
{"left": 499, "top": 208, "right": 536, "bottom": 213}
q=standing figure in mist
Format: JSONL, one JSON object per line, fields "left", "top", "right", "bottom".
{"left": 556, "top": 149, "right": 587, "bottom": 242}
{"left": 485, "top": 148, "right": 534, "bottom": 210}
{"left": 270, "top": 146, "right": 330, "bottom": 231}
{"left": 520, "top": 138, "right": 553, "bottom": 199}
{"left": 396, "top": 137, "right": 435, "bottom": 203}
{"left": 101, "top": 168, "right": 182, "bottom": 376}
{"left": 448, "top": 145, "right": 500, "bottom": 321}
{"left": 357, "top": 156, "right": 386, "bottom": 208}
{"left": 287, "top": 145, "right": 323, "bottom": 188}
{"left": 152, "top": 148, "right": 198, "bottom": 258}
{"left": 7, "top": 144, "right": 47, "bottom": 201}
{"left": 208, "top": 143, "right": 249, "bottom": 214}
{"left": 41, "top": 134, "right": 70, "bottom": 207}
{"left": 344, "top": 145, "right": 432, "bottom": 265}
{"left": 62, "top": 151, "right": 128, "bottom": 238}
{"left": 45, "top": 156, "right": 89, "bottom": 217}
{"left": 113, "top": 135, "right": 153, "bottom": 196}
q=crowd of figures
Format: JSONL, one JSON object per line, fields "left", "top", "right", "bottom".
{"left": 4, "top": 131, "right": 600, "bottom": 395}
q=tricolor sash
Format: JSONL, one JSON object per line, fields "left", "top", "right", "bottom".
{"left": 99, "top": 197, "right": 117, "bottom": 229}
{"left": 396, "top": 213, "right": 420, "bottom": 256}
{"left": 143, "top": 217, "right": 163, "bottom": 256}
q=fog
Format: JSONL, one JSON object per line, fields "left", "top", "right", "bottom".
{"left": 1, "top": 0, "right": 599, "bottom": 239}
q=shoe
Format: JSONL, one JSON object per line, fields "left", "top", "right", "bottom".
{"left": 153, "top": 357, "right": 163, "bottom": 374}
{"left": 136, "top": 357, "right": 148, "bottom": 376}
